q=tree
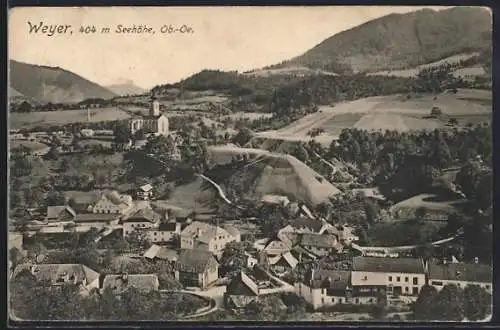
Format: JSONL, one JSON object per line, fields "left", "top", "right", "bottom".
{"left": 436, "top": 284, "right": 465, "bottom": 321}
{"left": 232, "top": 128, "right": 253, "bottom": 146}
{"left": 126, "top": 229, "right": 151, "bottom": 251}
{"left": 220, "top": 241, "right": 248, "bottom": 276}
{"left": 294, "top": 145, "right": 310, "bottom": 163}
{"left": 114, "top": 121, "right": 132, "bottom": 143}
{"left": 412, "top": 284, "right": 439, "bottom": 320}
{"left": 430, "top": 106, "right": 443, "bottom": 117}
{"left": 463, "top": 284, "right": 491, "bottom": 321}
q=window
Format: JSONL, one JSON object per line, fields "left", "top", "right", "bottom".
{"left": 154, "top": 232, "right": 157, "bottom": 236}
{"left": 431, "top": 281, "right": 443, "bottom": 286}
{"left": 355, "top": 298, "right": 359, "bottom": 304}
{"left": 388, "top": 276, "right": 392, "bottom": 282}
{"left": 331, "top": 297, "right": 335, "bottom": 303}
{"left": 405, "top": 277, "right": 409, "bottom": 282}
{"left": 405, "top": 287, "right": 409, "bottom": 292}
{"left": 339, "top": 298, "right": 343, "bottom": 304}
{"left": 322, "top": 288, "right": 326, "bottom": 294}
{"left": 369, "top": 298, "right": 373, "bottom": 303}
{"left": 363, "top": 275, "right": 368, "bottom": 281}
{"left": 321, "top": 298, "right": 324, "bottom": 304}
{"left": 486, "top": 285, "right": 491, "bottom": 290}
{"left": 413, "top": 277, "right": 418, "bottom": 285}
{"left": 412, "top": 287, "right": 418, "bottom": 295}
{"left": 397, "top": 277, "right": 400, "bottom": 282}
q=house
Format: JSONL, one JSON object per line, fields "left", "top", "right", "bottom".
{"left": 137, "top": 183, "right": 154, "bottom": 201}
{"left": 80, "top": 129, "right": 95, "bottom": 137}
{"left": 268, "top": 252, "right": 299, "bottom": 275}
{"left": 224, "top": 266, "right": 288, "bottom": 310}
{"left": 145, "top": 222, "right": 182, "bottom": 243}
{"left": 9, "top": 232, "right": 24, "bottom": 252}
{"left": 261, "top": 194, "right": 290, "bottom": 207}
{"left": 144, "top": 244, "right": 179, "bottom": 262}
{"left": 278, "top": 217, "right": 325, "bottom": 236}
{"left": 45, "top": 205, "right": 76, "bottom": 223}
{"left": 91, "top": 191, "right": 133, "bottom": 214}
{"left": 121, "top": 208, "right": 161, "bottom": 237}
{"left": 352, "top": 257, "right": 426, "bottom": 298}
{"left": 295, "top": 267, "right": 352, "bottom": 310}
{"left": 263, "top": 238, "right": 293, "bottom": 256}
{"left": 174, "top": 249, "right": 219, "bottom": 289}
{"left": 180, "top": 221, "right": 237, "bottom": 254}
{"left": 12, "top": 263, "right": 100, "bottom": 295}
{"left": 129, "top": 98, "right": 169, "bottom": 136}
{"left": 74, "top": 213, "right": 121, "bottom": 230}
{"left": 300, "top": 234, "right": 341, "bottom": 257}
{"left": 323, "top": 225, "right": 359, "bottom": 243}
{"left": 244, "top": 252, "right": 259, "bottom": 269}
{"left": 102, "top": 274, "right": 160, "bottom": 294}
{"left": 66, "top": 191, "right": 102, "bottom": 213}
{"left": 427, "top": 260, "right": 492, "bottom": 294}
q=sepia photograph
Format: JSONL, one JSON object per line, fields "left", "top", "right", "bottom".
{"left": 8, "top": 6, "right": 493, "bottom": 323}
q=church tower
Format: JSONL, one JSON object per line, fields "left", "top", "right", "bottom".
{"left": 150, "top": 97, "right": 160, "bottom": 117}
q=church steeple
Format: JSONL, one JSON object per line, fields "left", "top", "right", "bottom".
{"left": 150, "top": 95, "right": 160, "bottom": 117}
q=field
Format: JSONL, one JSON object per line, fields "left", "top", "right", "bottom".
{"left": 10, "top": 107, "right": 132, "bottom": 129}
{"left": 9, "top": 140, "right": 49, "bottom": 151}
{"left": 368, "top": 52, "right": 481, "bottom": 78}
{"left": 243, "top": 65, "right": 338, "bottom": 77}
{"left": 222, "top": 112, "right": 274, "bottom": 121}
{"left": 389, "top": 193, "right": 467, "bottom": 216}
{"left": 254, "top": 89, "right": 491, "bottom": 145}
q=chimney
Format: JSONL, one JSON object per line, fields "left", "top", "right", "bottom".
{"left": 474, "top": 257, "right": 479, "bottom": 264}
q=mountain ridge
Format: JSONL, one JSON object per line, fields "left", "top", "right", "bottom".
{"left": 9, "top": 60, "right": 117, "bottom": 104}
{"left": 272, "top": 7, "right": 492, "bottom": 74}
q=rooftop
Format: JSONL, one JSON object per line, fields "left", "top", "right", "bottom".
{"left": 175, "top": 249, "right": 217, "bottom": 273}
{"left": 300, "top": 233, "right": 338, "bottom": 248}
{"left": 428, "top": 261, "right": 492, "bottom": 283}
{"left": 352, "top": 256, "right": 425, "bottom": 274}
{"left": 307, "top": 268, "right": 351, "bottom": 290}
{"left": 74, "top": 213, "right": 120, "bottom": 222}
{"left": 12, "top": 263, "right": 99, "bottom": 285}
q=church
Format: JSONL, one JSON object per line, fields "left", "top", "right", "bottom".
{"left": 129, "top": 97, "right": 169, "bottom": 137}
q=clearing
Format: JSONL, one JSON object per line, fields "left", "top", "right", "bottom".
{"left": 253, "top": 90, "right": 491, "bottom": 144}
{"left": 10, "top": 107, "right": 131, "bottom": 129}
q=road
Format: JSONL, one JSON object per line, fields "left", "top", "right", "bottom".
{"left": 160, "top": 286, "right": 227, "bottom": 319}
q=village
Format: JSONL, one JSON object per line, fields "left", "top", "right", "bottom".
{"left": 9, "top": 95, "right": 492, "bottom": 322}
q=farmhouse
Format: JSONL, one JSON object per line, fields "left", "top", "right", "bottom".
{"left": 12, "top": 263, "right": 100, "bottom": 295}
{"left": 121, "top": 208, "right": 161, "bottom": 237}
{"left": 180, "top": 221, "right": 238, "bottom": 254}
{"left": 91, "top": 191, "right": 133, "bottom": 214}
{"left": 129, "top": 97, "right": 169, "bottom": 136}
{"left": 427, "top": 260, "right": 492, "bottom": 294}
{"left": 45, "top": 205, "right": 76, "bottom": 223}
{"left": 144, "top": 244, "right": 179, "bottom": 262}
{"left": 174, "top": 249, "right": 219, "bottom": 289}
{"left": 136, "top": 183, "right": 153, "bottom": 200}
{"left": 299, "top": 234, "right": 341, "bottom": 256}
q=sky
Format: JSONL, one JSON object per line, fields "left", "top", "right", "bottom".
{"left": 10, "top": 6, "right": 449, "bottom": 89}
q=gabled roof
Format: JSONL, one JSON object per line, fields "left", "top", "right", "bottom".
{"left": 175, "top": 249, "right": 217, "bottom": 273}
{"left": 264, "top": 239, "right": 292, "bottom": 254}
{"left": 300, "top": 234, "right": 337, "bottom": 248}
{"left": 46, "top": 206, "right": 67, "bottom": 219}
{"left": 123, "top": 208, "right": 161, "bottom": 223}
{"left": 306, "top": 268, "right": 351, "bottom": 290}
{"left": 181, "top": 221, "right": 231, "bottom": 242}
{"left": 352, "top": 256, "right": 424, "bottom": 274}
{"left": 103, "top": 274, "right": 159, "bottom": 293}
{"left": 428, "top": 261, "right": 492, "bottom": 283}
{"left": 12, "top": 263, "right": 99, "bottom": 285}
{"left": 269, "top": 252, "right": 299, "bottom": 268}
{"left": 144, "top": 244, "right": 178, "bottom": 261}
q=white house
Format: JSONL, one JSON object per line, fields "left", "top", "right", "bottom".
{"left": 352, "top": 256, "right": 426, "bottom": 298}
{"left": 180, "top": 221, "right": 238, "bottom": 254}
{"left": 427, "top": 260, "right": 492, "bottom": 294}
{"left": 295, "top": 267, "right": 352, "bottom": 310}
{"left": 91, "top": 191, "right": 133, "bottom": 215}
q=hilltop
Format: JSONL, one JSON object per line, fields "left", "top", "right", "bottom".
{"left": 9, "top": 60, "right": 117, "bottom": 104}
{"left": 275, "top": 7, "right": 491, "bottom": 74}
{"left": 106, "top": 81, "right": 148, "bottom": 96}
